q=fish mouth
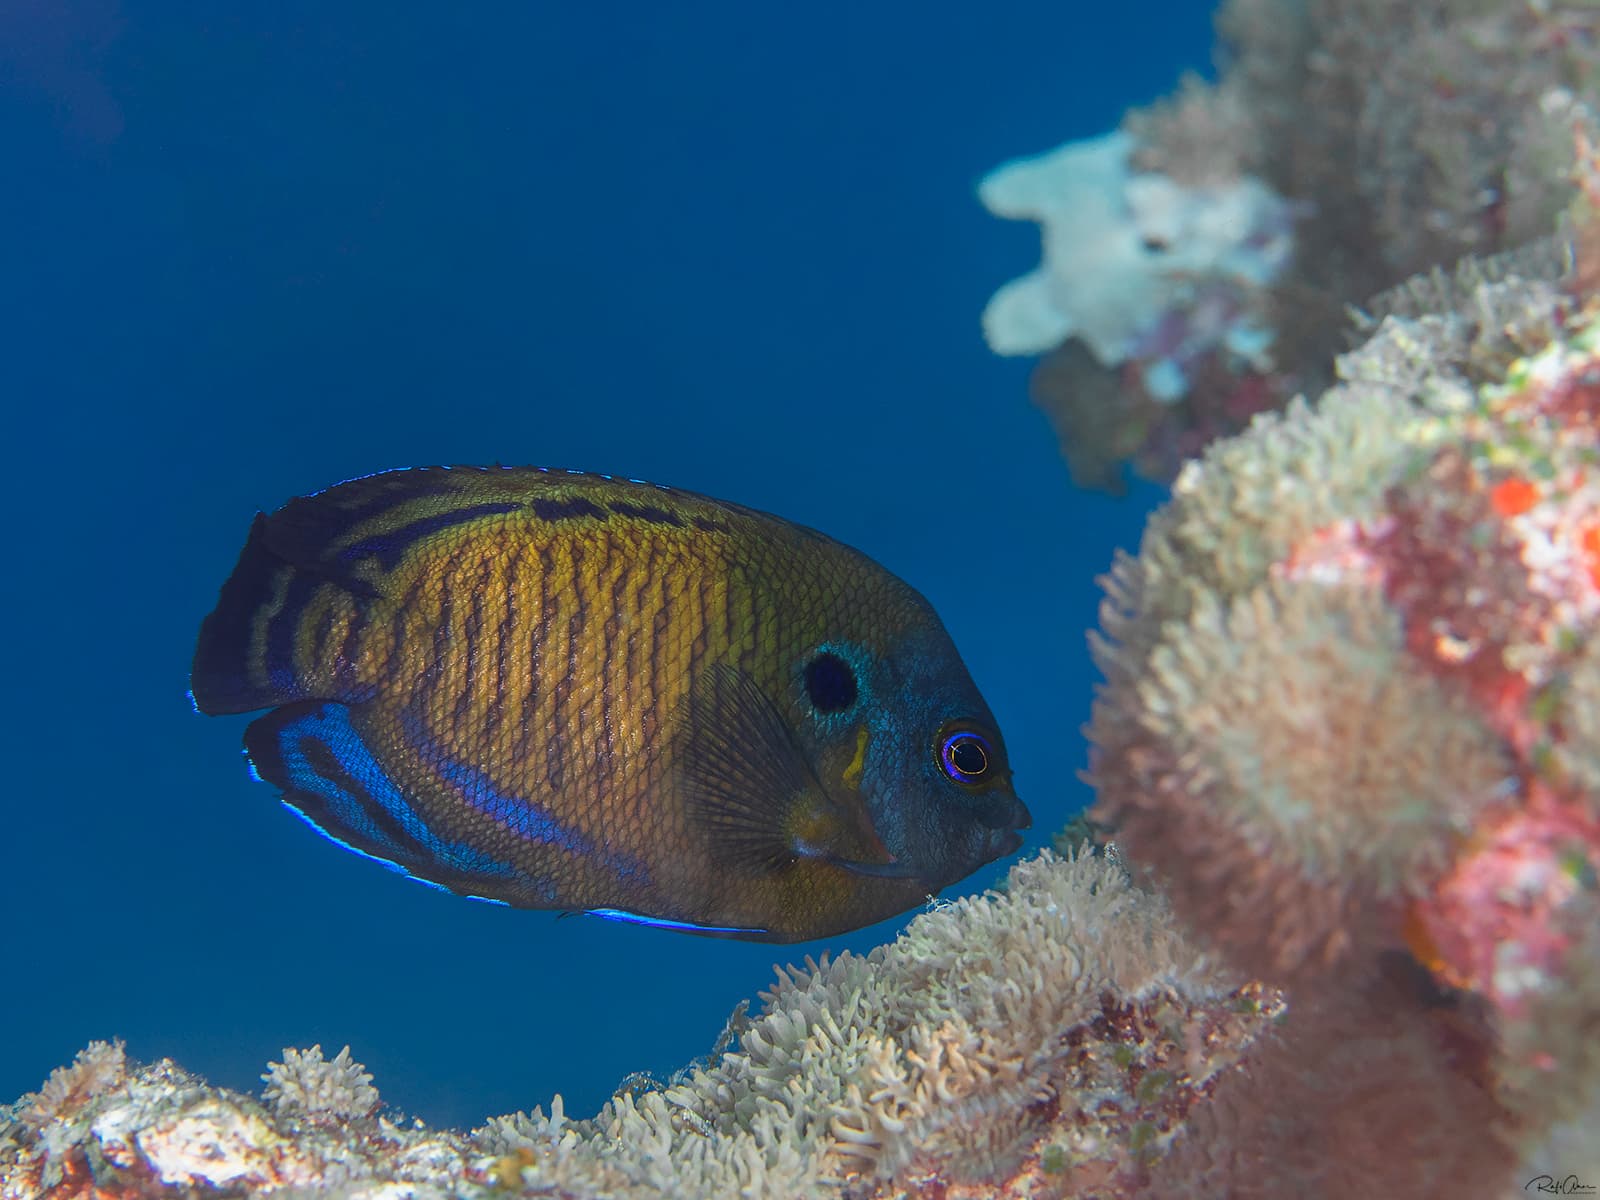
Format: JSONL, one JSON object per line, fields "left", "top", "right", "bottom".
{"left": 984, "top": 826, "right": 1025, "bottom": 861}
{"left": 980, "top": 796, "right": 1030, "bottom": 861}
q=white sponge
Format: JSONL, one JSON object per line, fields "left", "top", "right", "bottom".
{"left": 979, "top": 130, "right": 1293, "bottom": 369}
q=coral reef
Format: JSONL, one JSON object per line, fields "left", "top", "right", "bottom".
{"left": 984, "top": 0, "right": 1599, "bottom": 488}
{"left": 1, "top": 1042, "right": 480, "bottom": 1199}
{"left": 2, "top": 852, "right": 1294, "bottom": 1199}
{"left": 260, "top": 1045, "right": 380, "bottom": 1121}
{"left": 1089, "top": 153, "right": 1600, "bottom": 1188}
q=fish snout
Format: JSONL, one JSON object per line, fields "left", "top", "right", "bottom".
{"left": 972, "top": 790, "right": 1030, "bottom": 831}
{"left": 976, "top": 794, "right": 1029, "bottom": 860}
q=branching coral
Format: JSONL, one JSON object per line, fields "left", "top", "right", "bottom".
{"left": 19, "top": 1042, "right": 127, "bottom": 1133}
{"left": 2, "top": 853, "right": 1290, "bottom": 1200}
{"left": 261, "top": 1045, "right": 380, "bottom": 1121}
{"left": 0, "top": 1046, "right": 480, "bottom": 1200}
{"left": 479, "top": 849, "right": 1272, "bottom": 1198}
{"left": 986, "top": 0, "right": 1598, "bottom": 488}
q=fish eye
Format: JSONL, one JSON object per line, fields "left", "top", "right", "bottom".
{"left": 804, "top": 651, "right": 858, "bottom": 713}
{"left": 937, "top": 726, "right": 995, "bottom": 785}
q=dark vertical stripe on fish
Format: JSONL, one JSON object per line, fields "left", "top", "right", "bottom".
{"left": 691, "top": 567, "right": 711, "bottom": 676}
{"left": 486, "top": 543, "right": 519, "bottom": 740}
{"left": 336, "top": 598, "right": 365, "bottom": 696}
{"left": 647, "top": 560, "right": 671, "bottom": 756}
{"left": 419, "top": 547, "right": 459, "bottom": 724}
{"left": 727, "top": 563, "right": 752, "bottom": 676}
{"left": 388, "top": 574, "right": 430, "bottom": 696}
{"left": 308, "top": 600, "right": 337, "bottom": 683}
{"left": 547, "top": 536, "right": 584, "bottom": 796}
{"left": 602, "top": 538, "right": 627, "bottom": 793}
{"left": 267, "top": 571, "right": 320, "bottom": 695}
{"left": 456, "top": 554, "right": 491, "bottom": 734}
{"left": 530, "top": 544, "right": 554, "bottom": 771}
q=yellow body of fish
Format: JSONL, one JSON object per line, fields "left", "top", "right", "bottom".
{"left": 192, "top": 466, "right": 1028, "bottom": 940}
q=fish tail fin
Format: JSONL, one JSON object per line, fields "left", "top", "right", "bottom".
{"left": 191, "top": 513, "right": 321, "bottom": 714}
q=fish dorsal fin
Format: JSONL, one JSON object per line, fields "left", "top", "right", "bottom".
{"left": 676, "top": 664, "right": 905, "bottom": 877}
{"left": 260, "top": 469, "right": 523, "bottom": 600}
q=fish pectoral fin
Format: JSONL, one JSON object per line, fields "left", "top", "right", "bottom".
{"left": 818, "top": 856, "right": 925, "bottom": 880}
{"left": 677, "top": 664, "right": 899, "bottom": 875}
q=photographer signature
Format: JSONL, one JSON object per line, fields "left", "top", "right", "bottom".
{"left": 1526, "top": 1176, "right": 1596, "bottom": 1195}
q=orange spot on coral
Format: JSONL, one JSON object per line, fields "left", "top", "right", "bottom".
{"left": 1489, "top": 477, "right": 1538, "bottom": 517}
{"left": 1582, "top": 523, "right": 1600, "bottom": 589}
{"left": 1401, "top": 905, "right": 1465, "bottom": 990}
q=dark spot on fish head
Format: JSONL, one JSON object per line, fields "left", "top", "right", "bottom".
{"left": 793, "top": 631, "right": 1028, "bottom": 894}
{"left": 803, "top": 651, "right": 858, "bottom": 712}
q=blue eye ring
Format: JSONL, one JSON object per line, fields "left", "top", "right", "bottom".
{"left": 938, "top": 727, "right": 994, "bottom": 784}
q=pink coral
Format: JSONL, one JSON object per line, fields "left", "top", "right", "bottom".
{"left": 1088, "top": 169, "right": 1600, "bottom": 1186}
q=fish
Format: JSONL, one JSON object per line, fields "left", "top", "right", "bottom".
{"left": 190, "top": 466, "right": 1029, "bottom": 941}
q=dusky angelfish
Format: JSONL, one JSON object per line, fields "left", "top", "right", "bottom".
{"left": 190, "top": 466, "right": 1029, "bottom": 941}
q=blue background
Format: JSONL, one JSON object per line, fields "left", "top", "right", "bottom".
{"left": 2, "top": 3, "right": 1200, "bottom": 1128}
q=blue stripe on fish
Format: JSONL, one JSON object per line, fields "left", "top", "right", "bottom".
{"left": 396, "top": 710, "right": 649, "bottom": 885}
{"left": 584, "top": 908, "right": 768, "bottom": 936}
{"left": 243, "top": 701, "right": 525, "bottom": 886}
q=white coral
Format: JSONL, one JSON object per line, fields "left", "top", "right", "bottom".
{"left": 979, "top": 130, "right": 1293, "bottom": 373}
{"left": 262, "top": 1045, "right": 380, "bottom": 1120}
{"left": 22, "top": 1040, "right": 126, "bottom": 1130}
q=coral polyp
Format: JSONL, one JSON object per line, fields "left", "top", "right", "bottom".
{"left": 1089, "top": 187, "right": 1600, "bottom": 1184}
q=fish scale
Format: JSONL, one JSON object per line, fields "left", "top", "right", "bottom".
{"left": 192, "top": 466, "right": 1029, "bottom": 940}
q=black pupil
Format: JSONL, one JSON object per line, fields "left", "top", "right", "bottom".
{"left": 950, "top": 737, "right": 988, "bottom": 776}
{"left": 804, "top": 652, "right": 857, "bottom": 712}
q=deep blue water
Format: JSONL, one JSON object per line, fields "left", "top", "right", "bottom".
{"left": 3, "top": 3, "right": 1203, "bottom": 1128}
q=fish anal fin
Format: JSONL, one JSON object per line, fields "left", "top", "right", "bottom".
{"left": 241, "top": 700, "right": 530, "bottom": 903}
{"left": 244, "top": 701, "right": 440, "bottom": 874}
